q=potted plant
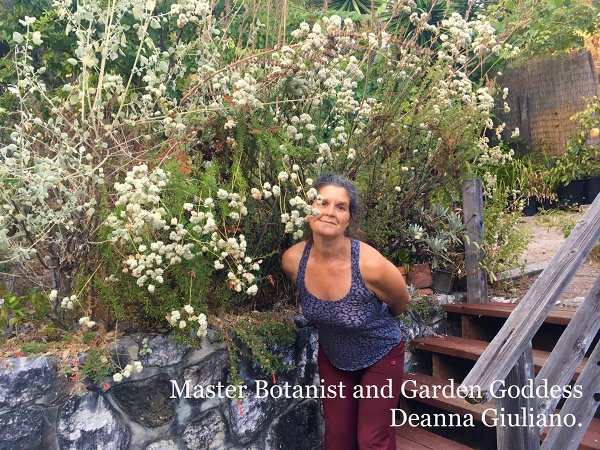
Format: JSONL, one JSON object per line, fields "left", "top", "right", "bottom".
{"left": 551, "top": 101, "right": 600, "bottom": 205}
{"left": 566, "top": 99, "right": 600, "bottom": 204}
{"left": 422, "top": 210, "right": 467, "bottom": 293}
{"left": 396, "top": 264, "right": 409, "bottom": 284}
{"left": 584, "top": 172, "right": 600, "bottom": 204}
{"left": 431, "top": 266, "right": 455, "bottom": 293}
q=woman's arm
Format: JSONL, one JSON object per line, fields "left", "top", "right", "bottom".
{"left": 281, "top": 241, "right": 306, "bottom": 284}
{"left": 360, "top": 243, "right": 410, "bottom": 316}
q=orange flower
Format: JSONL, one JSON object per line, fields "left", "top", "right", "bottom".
{"left": 268, "top": 275, "right": 275, "bottom": 287}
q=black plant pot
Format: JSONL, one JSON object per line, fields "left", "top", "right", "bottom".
{"left": 556, "top": 179, "right": 586, "bottom": 205}
{"left": 539, "top": 198, "right": 559, "bottom": 211}
{"left": 522, "top": 196, "right": 538, "bottom": 216}
{"left": 432, "top": 270, "right": 454, "bottom": 293}
{"left": 584, "top": 176, "right": 600, "bottom": 204}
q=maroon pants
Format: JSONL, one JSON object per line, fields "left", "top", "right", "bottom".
{"left": 318, "top": 341, "right": 405, "bottom": 450}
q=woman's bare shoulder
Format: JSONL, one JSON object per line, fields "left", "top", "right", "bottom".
{"left": 358, "top": 241, "right": 409, "bottom": 314}
{"left": 282, "top": 240, "right": 308, "bottom": 282}
{"left": 358, "top": 241, "right": 392, "bottom": 276}
{"left": 358, "top": 241, "right": 387, "bottom": 262}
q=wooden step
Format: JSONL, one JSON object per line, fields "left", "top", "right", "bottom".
{"left": 395, "top": 423, "right": 473, "bottom": 449}
{"left": 443, "top": 302, "right": 576, "bottom": 326}
{"left": 403, "top": 374, "right": 600, "bottom": 449}
{"left": 403, "top": 373, "right": 495, "bottom": 419}
{"left": 412, "top": 336, "right": 587, "bottom": 380}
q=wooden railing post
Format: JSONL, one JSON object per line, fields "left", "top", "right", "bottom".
{"left": 496, "top": 342, "right": 540, "bottom": 450}
{"left": 462, "top": 179, "right": 488, "bottom": 304}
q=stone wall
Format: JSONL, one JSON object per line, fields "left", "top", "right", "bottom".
{"left": 0, "top": 316, "right": 324, "bottom": 450}
{"left": 0, "top": 300, "right": 452, "bottom": 450}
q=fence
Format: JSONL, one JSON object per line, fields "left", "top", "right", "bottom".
{"left": 496, "top": 50, "right": 600, "bottom": 157}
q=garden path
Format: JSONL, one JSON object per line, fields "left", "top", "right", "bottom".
{"left": 503, "top": 207, "right": 600, "bottom": 304}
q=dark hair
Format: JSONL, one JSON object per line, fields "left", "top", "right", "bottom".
{"left": 313, "top": 172, "right": 363, "bottom": 236}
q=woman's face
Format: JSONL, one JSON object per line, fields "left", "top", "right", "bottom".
{"left": 309, "top": 184, "right": 351, "bottom": 237}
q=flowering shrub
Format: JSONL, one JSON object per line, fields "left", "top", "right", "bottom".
{"left": 0, "top": 0, "right": 522, "bottom": 354}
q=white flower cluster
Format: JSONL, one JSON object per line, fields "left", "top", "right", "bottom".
{"left": 166, "top": 305, "right": 208, "bottom": 337}
{"left": 471, "top": 15, "right": 498, "bottom": 55}
{"left": 317, "top": 143, "right": 332, "bottom": 162}
{"left": 78, "top": 316, "right": 96, "bottom": 329}
{"left": 170, "top": 0, "right": 212, "bottom": 28}
{"left": 106, "top": 165, "right": 193, "bottom": 290}
{"left": 478, "top": 136, "right": 514, "bottom": 166}
{"left": 139, "top": 337, "right": 152, "bottom": 356}
{"left": 106, "top": 165, "right": 169, "bottom": 243}
{"left": 391, "top": 0, "right": 417, "bottom": 15}
{"left": 251, "top": 181, "right": 282, "bottom": 200}
{"left": 476, "top": 87, "right": 495, "bottom": 112}
{"left": 123, "top": 237, "right": 193, "bottom": 291}
{"left": 272, "top": 45, "right": 297, "bottom": 70}
{"left": 284, "top": 113, "right": 315, "bottom": 143}
{"left": 449, "top": 71, "right": 473, "bottom": 99}
{"left": 437, "top": 13, "right": 507, "bottom": 65}
{"left": 439, "top": 13, "right": 472, "bottom": 60}
{"left": 106, "top": 166, "right": 262, "bottom": 295}
{"left": 231, "top": 73, "right": 262, "bottom": 109}
{"left": 258, "top": 168, "right": 320, "bottom": 241}
{"left": 409, "top": 12, "right": 436, "bottom": 34}
{"left": 482, "top": 171, "right": 498, "bottom": 196}
{"left": 186, "top": 189, "right": 261, "bottom": 294}
{"left": 112, "top": 361, "right": 143, "bottom": 383}
{"left": 60, "top": 295, "right": 77, "bottom": 310}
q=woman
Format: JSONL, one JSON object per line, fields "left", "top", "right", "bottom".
{"left": 282, "top": 173, "right": 410, "bottom": 450}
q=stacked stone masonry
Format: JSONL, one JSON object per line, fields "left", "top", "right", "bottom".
{"left": 0, "top": 301, "right": 451, "bottom": 450}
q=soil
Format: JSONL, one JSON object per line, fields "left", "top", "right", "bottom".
{"left": 518, "top": 209, "right": 584, "bottom": 266}
{"left": 489, "top": 206, "right": 600, "bottom": 304}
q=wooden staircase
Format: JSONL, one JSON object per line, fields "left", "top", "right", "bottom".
{"left": 394, "top": 303, "right": 600, "bottom": 449}
{"left": 392, "top": 181, "right": 600, "bottom": 449}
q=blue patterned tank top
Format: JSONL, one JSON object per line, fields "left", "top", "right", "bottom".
{"left": 297, "top": 238, "right": 402, "bottom": 371}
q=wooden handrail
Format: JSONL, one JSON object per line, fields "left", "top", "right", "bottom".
{"left": 535, "top": 274, "right": 600, "bottom": 424}
{"left": 541, "top": 332, "right": 600, "bottom": 449}
{"left": 459, "top": 193, "right": 600, "bottom": 403}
